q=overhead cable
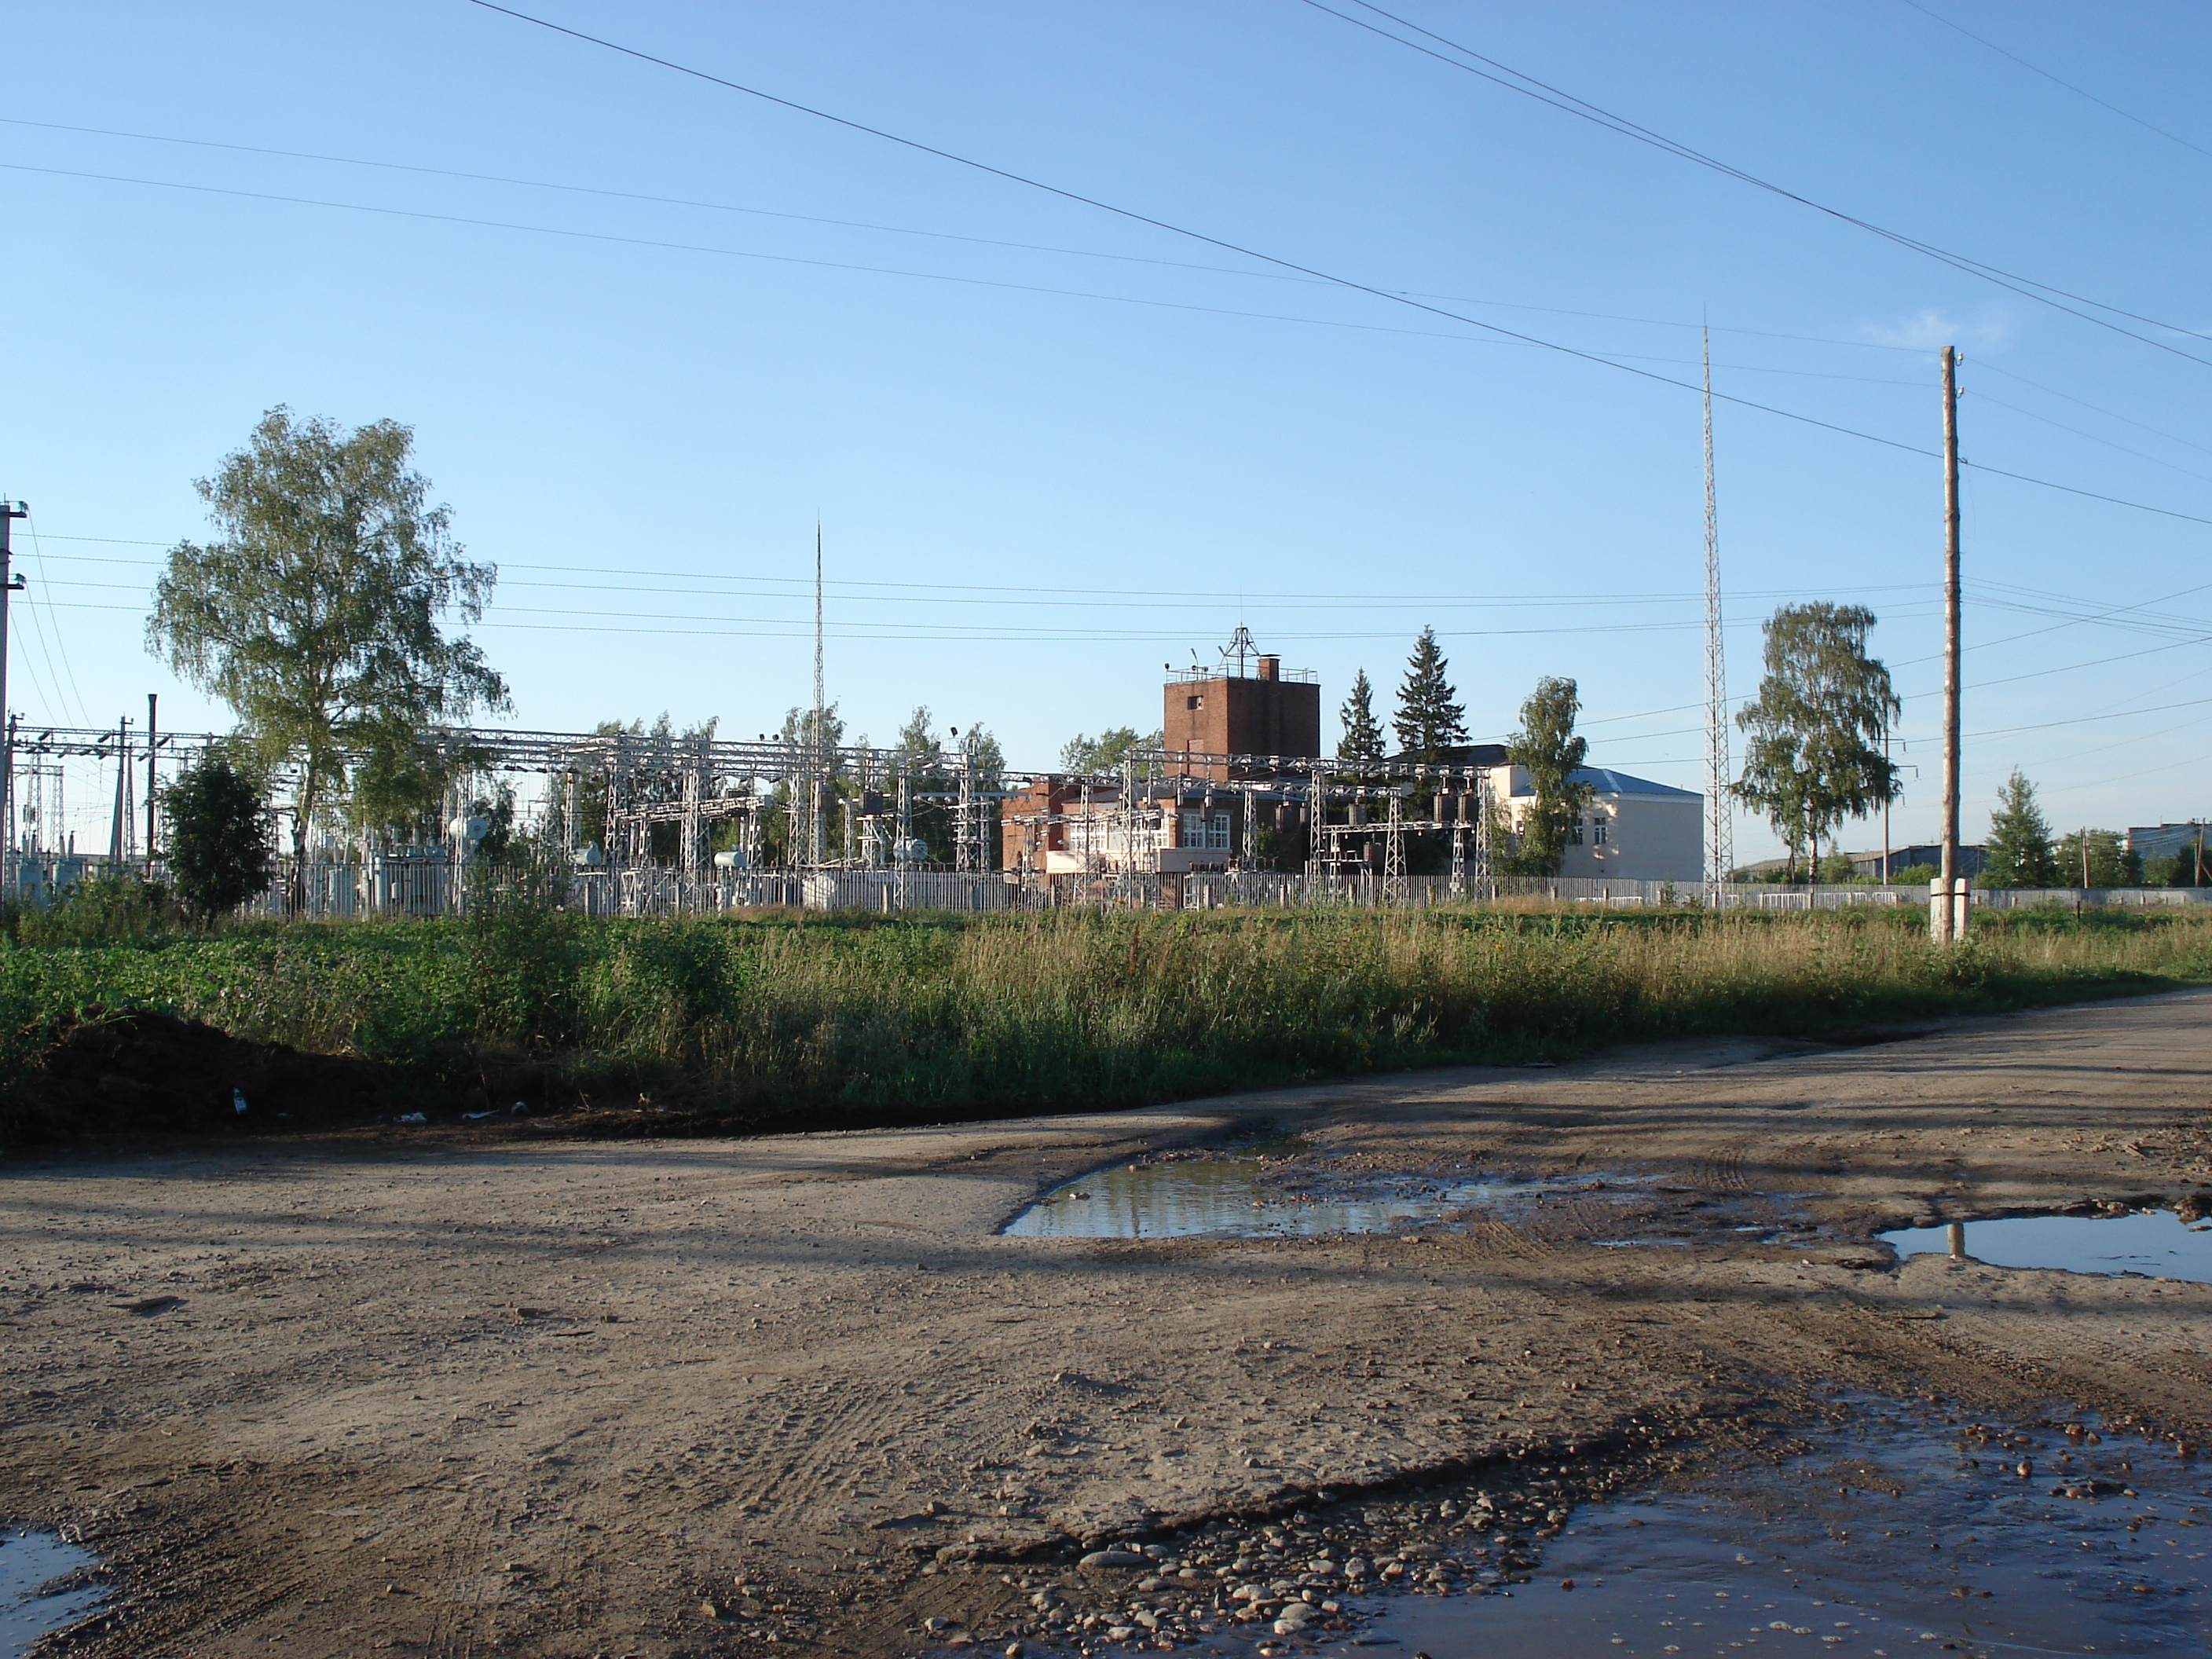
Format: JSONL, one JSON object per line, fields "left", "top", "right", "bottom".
{"left": 1896, "top": 0, "right": 2212, "bottom": 163}
{"left": 460, "top": 1, "right": 2212, "bottom": 527}
{"left": 1314, "top": 0, "right": 2212, "bottom": 363}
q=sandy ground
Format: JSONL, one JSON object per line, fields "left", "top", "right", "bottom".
{"left": 2, "top": 987, "right": 2210, "bottom": 1657}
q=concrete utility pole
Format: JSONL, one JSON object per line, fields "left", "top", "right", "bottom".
{"left": 145, "top": 693, "right": 158, "bottom": 866}
{"left": 1875, "top": 716, "right": 1893, "bottom": 889}
{"left": 108, "top": 716, "right": 131, "bottom": 862}
{"left": 1932, "top": 347, "right": 1966, "bottom": 944}
{"left": 0, "top": 501, "right": 24, "bottom": 881}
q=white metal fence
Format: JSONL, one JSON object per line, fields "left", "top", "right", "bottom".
{"left": 14, "top": 849, "right": 2210, "bottom": 919}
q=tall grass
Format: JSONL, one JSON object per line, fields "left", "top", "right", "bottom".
{"left": 2, "top": 905, "right": 2207, "bottom": 1129}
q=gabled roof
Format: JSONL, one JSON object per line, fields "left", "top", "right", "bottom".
{"left": 1375, "top": 743, "right": 1509, "bottom": 771}
{"left": 1504, "top": 765, "right": 1699, "bottom": 799}
{"left": 1574, "top": 766, "right": 1698, "bottom": 799}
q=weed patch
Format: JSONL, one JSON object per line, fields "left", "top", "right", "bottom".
{"left": 0, "top": 906, "right": 2204, "bottom": 1140}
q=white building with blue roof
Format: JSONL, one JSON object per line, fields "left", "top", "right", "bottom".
{"left": 1487, "top": 762, "right": 1704, "bottom": 883}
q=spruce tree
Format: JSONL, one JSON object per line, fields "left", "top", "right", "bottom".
{"left": 1982, "top": 769, "right": 2059, "bottom": 888}
{"left": 1391, "top": 628, "right": 1467, "bottom": 760}
{"left": 1338, "top": 670, "right": 1386, "bottom": 764}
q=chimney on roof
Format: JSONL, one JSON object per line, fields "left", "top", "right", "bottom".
{"left": 1256, "top": 655, "right": 1280, "bottom": 681}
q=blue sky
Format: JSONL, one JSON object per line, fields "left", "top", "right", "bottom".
{"left": 3, "top": 1, "right": 2207, "bottom": 859}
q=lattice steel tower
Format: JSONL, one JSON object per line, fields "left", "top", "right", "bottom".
{"left": 1702, "top": 327, "right": 1733, "bottom": 895}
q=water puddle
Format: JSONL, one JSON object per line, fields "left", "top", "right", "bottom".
{"left": 1881, "top": 1210, "right": 2212, "bottom": 1284}
{"left": 1312, "top": 1398, "right": 2209, "bottom": 1657}
{"left": 1002, "top": 1144, "right": 1646, "bottom": 1240}
{"left": 1, "top": 1531, "right": 105, "bottom": 1657}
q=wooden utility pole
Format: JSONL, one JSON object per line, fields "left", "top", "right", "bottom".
{"left": 1933, "top": 346, "right": 1965, "bottom": 944}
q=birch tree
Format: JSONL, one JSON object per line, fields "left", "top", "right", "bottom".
{"left": 148, "top": 408, "right": 507, "bottom": 907}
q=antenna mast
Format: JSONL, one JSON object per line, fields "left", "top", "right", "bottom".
{"left": 812, "top": 522, "right": 826, "bottom": 866}
{"left": 1701, "top": 326, "right": 1733, "bottom": 898}
{"left": 1220, "top": 624, "right": 1258, "bottom": 676}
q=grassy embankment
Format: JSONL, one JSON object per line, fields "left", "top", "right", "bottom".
{"left": 2, "top": 903, "right": 2207, "bottom": 1137}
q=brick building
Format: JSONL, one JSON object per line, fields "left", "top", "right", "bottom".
{"left": 1000, "top": 657, "right": 1324, "bottom": 873}
{"left": 1161, "top": 656, "right": 1320, "bottom": 778}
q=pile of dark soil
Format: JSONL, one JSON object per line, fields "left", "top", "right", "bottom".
{"left": 6, "top": 1009, "right": 400, "bottom": 1139}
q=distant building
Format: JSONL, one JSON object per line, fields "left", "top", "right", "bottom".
{"left": 1000, "top": 656, "right": 1323, "bottom": 873}
{"left": 1004, "top": 657, "right": 1702, "bottom": 881}
{"left": 2128, "top": 822, "right": 2206, "bottom": 864}
{"left": 1161, "top": 655, "right": 1320, "bottom": 778}
{"left": 1490, "top": 764, "right": 1702, "bottom": 883}
{"left": 1843, "top": 844, "right": 1986, "bottom": 881}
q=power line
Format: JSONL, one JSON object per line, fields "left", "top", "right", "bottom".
{"left": 1970, "top": 360, "right": 2212, "bottom": 461}
{"left": 36, "top": 595, "right": 1738, "bottom": 643}
{"left": 21, "top": 515, "right": 91, "bottom": 725}
{"left": 1970, "top": 698, "right": 2212, "bottom": 742}
{"left": 1313, "top": 0, "right": 2212, "bottom": 364}
{"left": 0, "top": 116, "right": 2016, "bottom": 364}
{"left": 1895, "top": 0, "right": 2212, "bottom": 163}
{"left": 458, "top": 3, "right": 2212, "bottom": 528}
{"left": 0, "top": 114, "right": 1306, "bottom": 288}
{"left": 17, "top": 546, "right": 1937, "bottom": 610}
{"left": 1967, "top": 390, "right": 2212, "bottom": 485}
{"left": 0, "top": 159, "right": 1932, "bottom": 408}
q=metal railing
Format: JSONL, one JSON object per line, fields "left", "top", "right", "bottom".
{"left": 12, "top": 848, "right": 2209, "bottom": 919}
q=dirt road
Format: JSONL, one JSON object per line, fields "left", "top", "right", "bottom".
{"left": 3, "top": 987, "right": 2209, "bottom": 1656}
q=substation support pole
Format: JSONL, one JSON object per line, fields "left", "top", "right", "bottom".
{"left": 0, "top": 500, "right": 23, "bottom": 892}
{"left": 1449, "top": 775, "right": 1467, "bottom": 900}
{"left": 1934, "top": 346, "right": 1966, "bottom": 945}
{"left": 1474, "top": 774, "right": 1493, "bottom": 899}
{"left": 145, "top": 693, "right": 158, "bottom": 871}
{"left": 1383, "top": 793, "right": 1407, "bottom": 906}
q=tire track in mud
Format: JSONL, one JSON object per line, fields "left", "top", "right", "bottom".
{"left": 16, "top": 991, "right": 2212, "bottom": 1659}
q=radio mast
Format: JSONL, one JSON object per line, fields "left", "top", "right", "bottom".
{"left": 812, "top": 522, "right": 826, "bottom": 866}
{"left": 1702, "top": 326, "right": 1733, "bottom": 897}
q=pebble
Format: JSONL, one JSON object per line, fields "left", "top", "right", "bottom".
{"left": 1080, "top": 1549, "right": 1148, "bottom": 1569}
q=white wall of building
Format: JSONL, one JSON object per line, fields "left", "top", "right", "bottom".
{"left": 1485, "top": 764, "right": 1705, "bottom": 884}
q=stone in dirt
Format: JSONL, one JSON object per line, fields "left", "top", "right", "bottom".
{"left": 8, "top": 990, "right": 2212, "bottom": 1657}
{"left": 1080, "top": 1549, "right": 1148, "bottom": 1569}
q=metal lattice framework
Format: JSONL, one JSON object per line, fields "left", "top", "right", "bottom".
{"left": 1, "top": 722, "right": 1008, "bottom": 874}
{"left": 9, "top": 724, "right": 1501, "bottom": 897}
{"left": 1701, "top": 327, "right": 1734, "bottom": 896}
{"left": 998, "top": 747, "right": 1499, "bottom": 893}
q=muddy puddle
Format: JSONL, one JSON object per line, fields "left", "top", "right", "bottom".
{"left": 1881, "top": 1210, "right": 2212, "bottom": 1284}
{"left": 1001, "top": 1143, "right": 1646, "bottom": 1240}
{"left": 1, "top": 1531, "right": 104, "bottom": 1657}
{"left": 1276, "top": 1400, "right": 2203, "bottom": 1658}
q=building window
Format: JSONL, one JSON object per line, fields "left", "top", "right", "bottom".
{"left": 1186, "top": 694, "right": 1202, "bottom": 711}
{"left": 1592, "top": 815, "right": 1608, "bottom": 846}
{"left": 1569, "top": 815, "right": 1584, "bottom": 846}
{"left": 1180, "top": 811, "right": 1231, "bottom": 850}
